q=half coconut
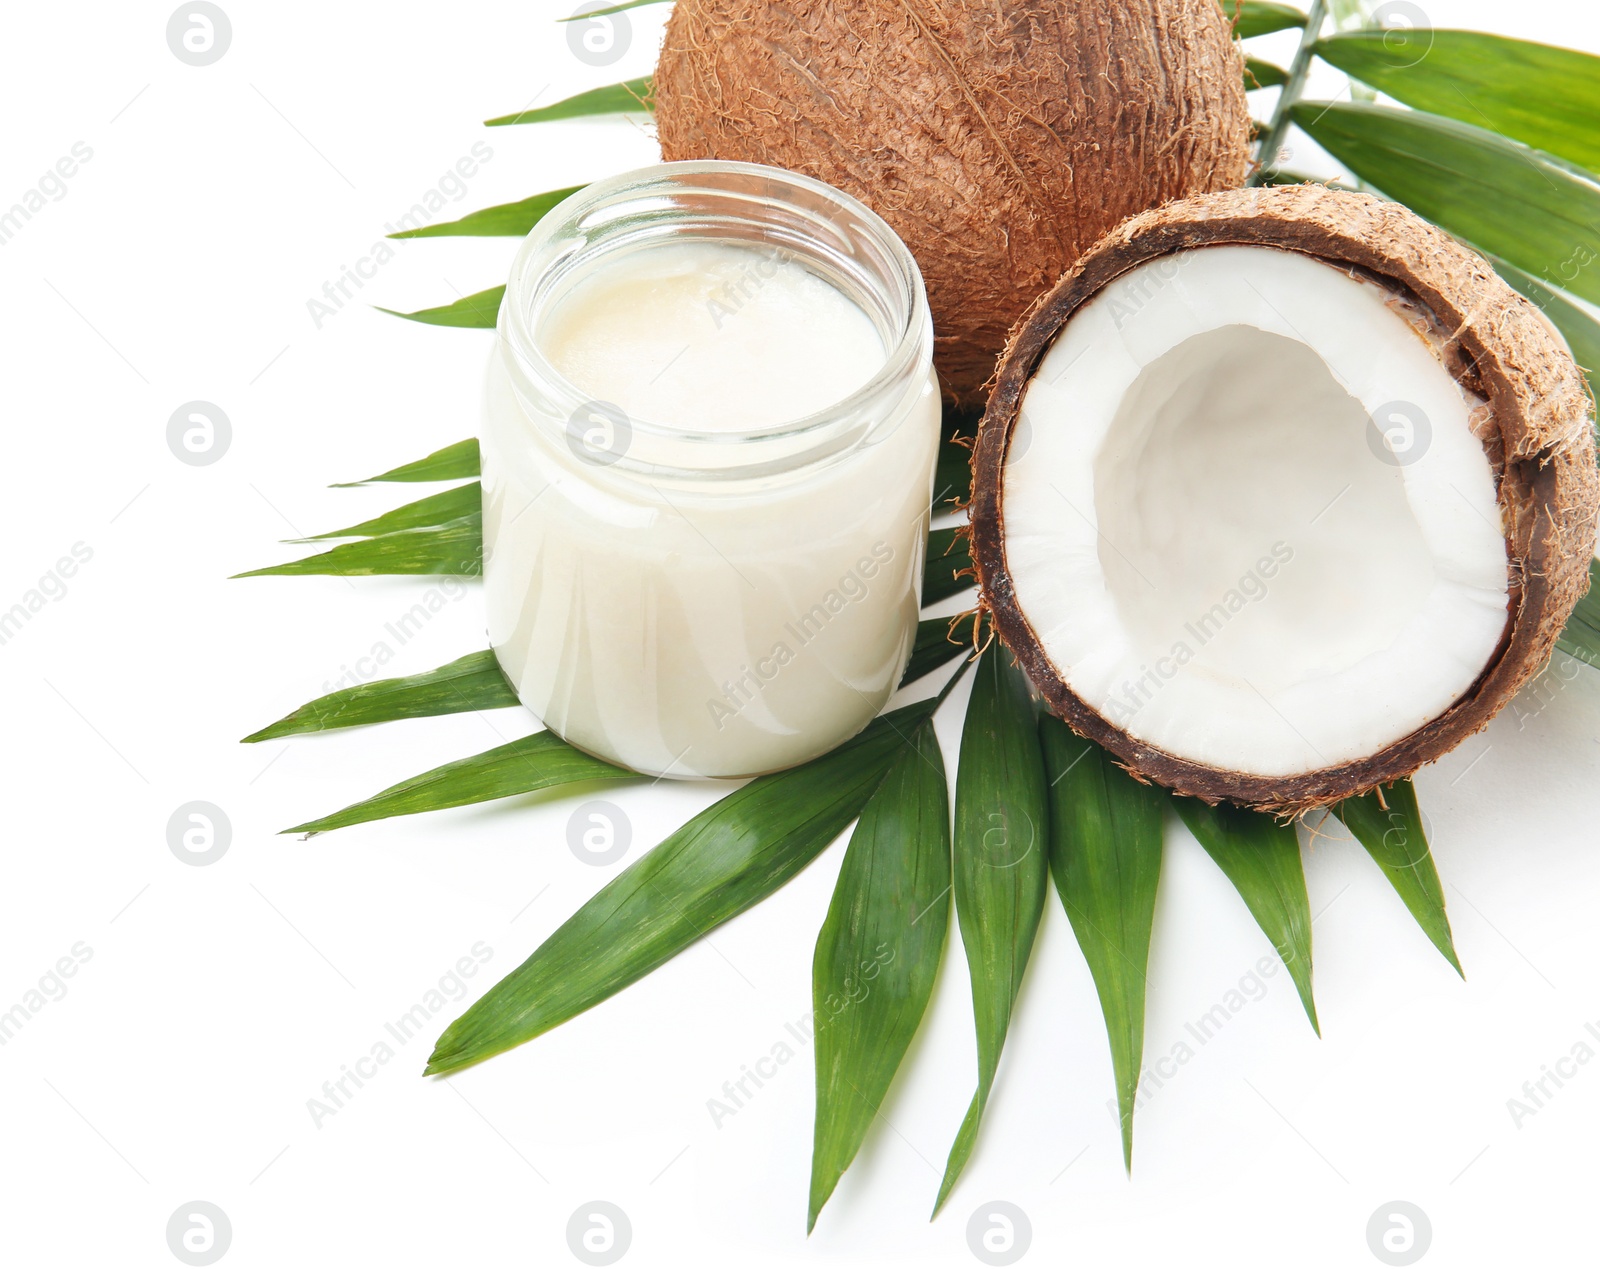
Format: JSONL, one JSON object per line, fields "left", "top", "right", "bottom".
{"left": 970, "top": 185, "right": 1599, "bottom": 813}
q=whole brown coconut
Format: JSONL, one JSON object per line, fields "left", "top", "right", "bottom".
{"left": 654, "top": 0, "right": 1251, "bottom": 406}
{"left": 969, "top": 185, "right": 1600, "bottom": 814}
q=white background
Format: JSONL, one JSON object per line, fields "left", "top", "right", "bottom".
{"left": 3, "top": 2, "right": 1599, "bottom": 1266}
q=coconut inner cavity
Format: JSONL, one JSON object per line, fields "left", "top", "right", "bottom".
{"left": 1003, "top": 246, "right": 1510, "bottom": 778}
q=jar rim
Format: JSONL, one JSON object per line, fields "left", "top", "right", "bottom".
{"left": 495, "top": 159, "right": 934, "bottom": 478}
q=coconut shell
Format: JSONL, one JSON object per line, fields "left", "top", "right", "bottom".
{"left": 970, "top": 184, "right": 1600, "bottom": 814}
{"left": 654, "top": 0, "right": 1250, "bottom": 407}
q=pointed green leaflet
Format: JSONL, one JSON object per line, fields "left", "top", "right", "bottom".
{"left": 1246, "top": 57, "right": 1289, "bottom": 89}
{"left": 331, "top": 438, "right": 479, "bottom": 486}
{"left": 1041, "top": 718, "right": 1165, "bottom": 1172}
{"left": 234, "top": 514, "right": 483, "bottom": 578}
{"left": 285, "top": 731, "right": 630, "bottom": 835}
{"left": 1315, "top": 30, "right": 1600, "bottom": 176}
{"left": 809, "top": 720, "right": 950, "bottom": 1231}
{"left": 378, "top": 286, "right": 504, "bottom": 329}
{"left": 1333, "top": 782, "right": 1462, "bottom": 975}
{"left": 485, "top": 78, "right": 653, "bottom": 127}
{"left": 1221, "top": 0, "right": 1307, "bottom": 38}
{"left": 556, "top": 0, "right": 670, "bottom": 19}
{"left": 388, "top": 187, "right": 586, "bottom": 239}
{"left": 935, "top": 650, "right": 1049, "bottom": 1215}
{"left": 242, "top": 650, "right": 519, "bottom": 744}
{"left": 1173, "top": 798, "right": 1319, "bottom": 1034}
{"left": 292, "top": 483, "right": 481, "bottom": 541}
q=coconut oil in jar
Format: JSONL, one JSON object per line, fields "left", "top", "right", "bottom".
{"left": 481, "top": 161, "right": 940, "bottom": 778}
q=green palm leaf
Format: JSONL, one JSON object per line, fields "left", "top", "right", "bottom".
{"left": 426, "top": 702, "right": 936, "bottom": 1076}
{"left": 331, "top": 438, "right": 479, "bottom": 486}
{"left": 379, "top": 286, "right": 504, "bottom": 329}
{"left": 1040, "top": 717, "right": 1166, "bottom": 1172}
{"left": 556, "top": 0, "right": 671, "bottom": 19}
{"left": 1172, "top": 799, "right": 1319, "bottom": 1034}
{"left": 935, "top": 650, "right": 1049, "bottom": 1215}
{"left": 485, "top": 78, "right": 653, "bottom": 127}
{"left": 291, "top": 483, "right": 481, "bottom": 541}
{"left": 809, "top": 720, "right": 950, "bottom": 1232}
{"left": 1290, "top": 101, "right": 1600, "bottom": 309}
{"left": 1221, "top": 0, "right": 1307, "bottom": 38}
{"left": 286, "top": 731, "right": 631, "bottom": 835}
{"left": 1246, "top": 57, "right": 1289, "bottom": 89}
{"left": 1315, "top": 30, "right": 1600, "bottom": 175}
{"left": 388, "top": 186, "right": 587, "bottom": 239}
{"left": 234, "top": 514, "right": 483, "bottom": 578}
{"left": 242, "top": 650, "right": 519, "bottom": 743}
{"left": 1333, "top": 782, "right": 1461, "bottom": 975}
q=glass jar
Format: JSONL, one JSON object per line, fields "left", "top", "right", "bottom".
{"left": 481, "top": 160, "right": 939, "bottom": 778}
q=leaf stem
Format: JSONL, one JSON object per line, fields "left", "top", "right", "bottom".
{"left": 1249, "top": 0, "right": 1330, "bottom": 186}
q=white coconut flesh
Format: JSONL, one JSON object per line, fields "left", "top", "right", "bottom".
{"left": 1002, "top": 245, "right": 1510, "bottom": 778}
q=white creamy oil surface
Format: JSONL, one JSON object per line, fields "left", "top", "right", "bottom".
{"left": 484, "top": 228, "right": 940, "bottom": 778}
{"left": 539, "top": 240, "right": 887, "bottom": 430}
